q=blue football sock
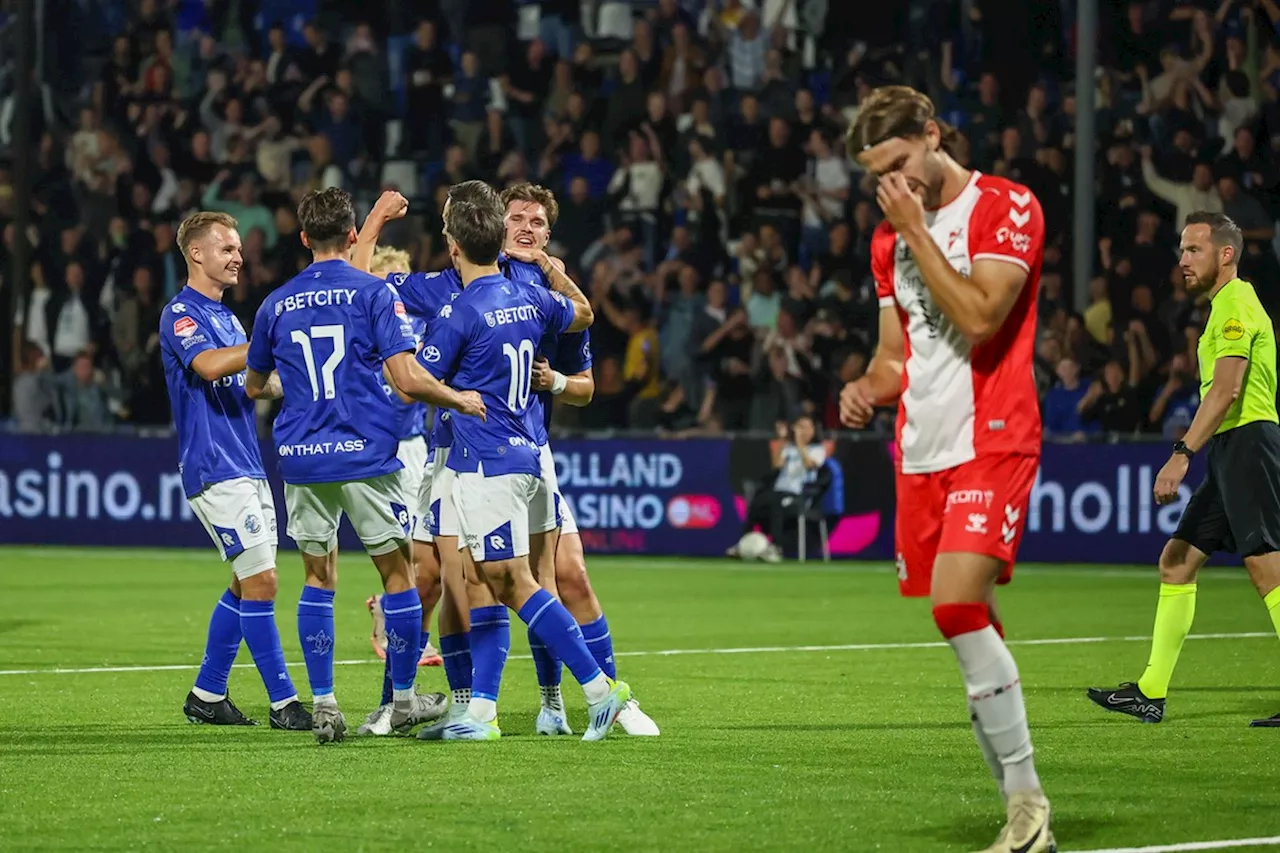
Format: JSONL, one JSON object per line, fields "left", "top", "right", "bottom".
{"left": 297, "top": 586, "right": 336, "bottom": 699}
{"left": 439, "top": 632, "right": 473, "bottom": 692}
{"left": 382, "top": 589, "right": 423, "bottom": 696}
{"left": 529, "top": 625, "right": 563, "bottom": 687}
{"left": 468, "top": 606, "right": 510, "bottom": 704}
{"left": 194, "top": 589, "right": 242, "bottom": 699}
{"left": 240, "top": 599, "right": 297, "bottom": 705}
{"left": 580, "top": 615, "right": 617, "bottom": 680}
{"left": 518, "top": 589, "right": 603, "bottom": 687}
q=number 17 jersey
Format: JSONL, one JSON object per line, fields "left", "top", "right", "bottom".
{"left": 247, "top": 259, "right": 417, "bottom": 485}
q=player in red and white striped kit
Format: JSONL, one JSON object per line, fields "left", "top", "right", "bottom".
{"left": 839, "top": 86, "right": 1054, "bottom": 853}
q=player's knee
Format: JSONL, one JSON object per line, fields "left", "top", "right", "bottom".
{"left": 555, "top": 551, "right": 591, "bottom": 605}
{"left": 1158, "top": 539, "right": 1200, "bottom": 585}
{"left": 231, "top": 544, "right": 277, "bottom": 587}
{"left": 931, "top": 602, "right": 991, "bottom": 639}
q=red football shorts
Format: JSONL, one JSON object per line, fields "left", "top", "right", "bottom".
{"left": 894, "top": 453, "right": 1039, "bottom": 597}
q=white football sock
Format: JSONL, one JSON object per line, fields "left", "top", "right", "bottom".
{"left": 191, "top": 687, "right": 225, "bottom": 703}
{"left": 949, "top": 626, "right": 1041, "bottom": 795}
{"left": 270, "top": 695, "right": 299, "bottom": 712}
{"left": 582, "top": 672, "right": 610, "bottom": 704}
{"left": 969, "top": 701, "right": 1006, "bottom": 800}
{"left": 468, "top": 697, "right": 497, "bottom": 723}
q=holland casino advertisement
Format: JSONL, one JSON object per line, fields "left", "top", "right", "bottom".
{"left": 0, "top": 433, "right": 1206, "bottom": 563}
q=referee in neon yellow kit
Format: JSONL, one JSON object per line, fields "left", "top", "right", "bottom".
{"left": 1089, "top": 212, "right": 1280, "bottom": 727}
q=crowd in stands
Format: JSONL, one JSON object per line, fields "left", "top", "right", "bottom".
{"left": 5, "top": 0, "right": 1280, "bottom": 440}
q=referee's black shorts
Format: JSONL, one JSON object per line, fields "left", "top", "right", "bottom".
{"left": 1175, "top": 420, "right": 1280, "bottom": 557}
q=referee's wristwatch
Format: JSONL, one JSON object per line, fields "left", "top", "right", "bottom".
{"left": 1172, "top": 440, "right": 1195, "bottom": 459}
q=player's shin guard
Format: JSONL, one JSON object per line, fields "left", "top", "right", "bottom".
{"left": 240, "top": 599, "right": 298, "bottom": 707}
{"left": 439, "top": 632, "right": 473, "bottom": 708}
{"left": 529, "top": 626, "right": 564, "bottom": 711}
{"left": 580, "top": 615, "right": 617, "bottom": 679}
{"left": 467, "top": 606, "right": 510, "bottom": 723}
{"left": 381, "top": 589, "right": 423, "bottom": 702}
{"left": 193, "top": 589, "right": 243, "bottom": 702}
{"left": 518, "top": 589, "right": 609, "bottom": 701}
{"left": 297, "top": 586, "right": 337, "bottom": 703}
{"left": 934, "top": 603, "right": 1041, "bottom": 796}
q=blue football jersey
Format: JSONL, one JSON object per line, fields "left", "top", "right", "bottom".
{"left": 496, "top": 258, "right": 593, "bottom": 446}
{"left": 388, "top": 269, "right": 464, "bottom": 452}
{"left": 160, "top": 287, "right": 267, "bottom": 497}
{"left": 247, "top": 259, "right": 417, "bottom": 485}
{"left": 420, "top": 273, "right": 576, "bottom": 476}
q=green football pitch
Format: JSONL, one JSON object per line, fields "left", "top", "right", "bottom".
{"left": 2, "top": 548, "right": 1279, "bottom": 853}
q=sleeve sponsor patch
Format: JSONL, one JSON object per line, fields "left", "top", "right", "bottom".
{"left": 173, "top": 317, "right": 198, "bottom": 338}
{"left": 1222, "top": 318, "right": 1246, "bottom": 341}
{"left": 394, "top": 300, "right": 407, "bottom": 319}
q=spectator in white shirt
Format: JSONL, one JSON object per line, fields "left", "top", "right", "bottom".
{"left": 730, "top": 415, "right": 828, "bottom": 561}
{"left": 799, "top": 130, "right": 851, "bottom": 263}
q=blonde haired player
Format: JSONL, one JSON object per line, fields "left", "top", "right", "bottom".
{"left": 840, "top": 86, "right": 1051, "bottom": 852}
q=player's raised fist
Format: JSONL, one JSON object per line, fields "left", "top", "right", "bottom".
{"left": 371, "top": 190, "right": 409, "bottom": 222}
{"left": 456, "top": 389, "right": 486, "bottom": 420}
{"left": 839, "top": 377, "right": 877, "bottom": 429}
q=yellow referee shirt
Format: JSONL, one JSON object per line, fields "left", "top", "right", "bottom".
{"left": 1198, "top": 278, "right": 1279, "bottom": 434}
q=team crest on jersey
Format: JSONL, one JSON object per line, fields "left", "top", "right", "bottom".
{"left": 484, "top": 312, "right": 496, "bottom": 327}
{"left": 275, "top": 301, "right": 284, "bottom": 316}
{"left": 895, "top": 239, "right": 912, "bottom": 264}
{"left": 244, "top": 514, "right": 261, "bottom": 534}
{"left": 173, "top": 316, "right": 198, "bottom": 338}
{"left": 171, "top": 303, "right": 186, "bottom": 313}
{"left": 423, "top": 345, "right": 441, "bottom": 362}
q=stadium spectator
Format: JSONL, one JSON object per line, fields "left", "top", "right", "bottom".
{"left": 5, "top": 0, "right": 1280, "bottom": 438}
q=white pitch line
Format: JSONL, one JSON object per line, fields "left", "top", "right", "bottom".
{"left": 0, "top": 631, "right": 1271, "bottom": 677}
{"left": 1067, "top": 836, "right": 1280, "bottom": 852}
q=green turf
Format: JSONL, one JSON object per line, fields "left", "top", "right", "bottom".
{"left": 1, "top": 548, "right": 1279, "bottom": 853}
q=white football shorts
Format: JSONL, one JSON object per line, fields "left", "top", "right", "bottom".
{"left": 533, "top": 443, "right": 564, "bottom": 536}
{"left": 188, "top": 477, "right": 278, "bottom": 579}
{"left": 285, "top": 472, "right": 409, "bottom": 557}
{"left": 453, "top": 465, "right": 539, "bottom": 562}
{"left": 397, "top": 435, "right": 428, "bottom": 540}
{"left": 426, "top": 446, "right": 461, "bottom": 540}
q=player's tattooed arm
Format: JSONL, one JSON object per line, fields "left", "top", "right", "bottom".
{"left": 531, "top": 357, "right": 594, "bottom": 405}
{"left": 259, "top": 371, "right": 285, "bottom": 400}
{"left": 509, "top": 248, "right": 594, "bottom": 331}
{"left": 190, "top": 344, "right": 250, "bottom": 382}
{"left": 352, "top": 191, "right": 409, "bottom": 273}
{"left": 383, "top": 351, "right": 487, "bottom": 419}
{"left": 244, "top": 367, "right": 273, "bottom": 400}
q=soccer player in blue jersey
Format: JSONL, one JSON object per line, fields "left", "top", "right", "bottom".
{"left": 244, "top": 188, "right": 484, "bottom": 744}
{"left": 347, "top": 195, "right": 472, "bottom": 737}
{"left": 500, "top": 183, "right": 661, "bottom": 737}
{"left": 160, "top": 211, "right": 311, "bottom": 732}
{"left": 415, "top": 180, "right": 631, "bottom": 742}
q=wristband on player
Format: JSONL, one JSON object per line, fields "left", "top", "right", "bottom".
{"left": 1172, "top": 440, "right": 1195, "bottom": 459}
{"left": 549, "top": 371, "right": 568, "bottom": 395}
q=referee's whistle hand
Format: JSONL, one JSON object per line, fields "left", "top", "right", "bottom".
{"left": 1154, "top": 455, "right": 1190, "bottom": 505}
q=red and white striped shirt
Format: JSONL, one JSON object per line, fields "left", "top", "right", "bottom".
{"left": 871, "top": 171, "right": 1044, "bottom": 474}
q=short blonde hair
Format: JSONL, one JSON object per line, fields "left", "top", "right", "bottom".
{"left": 177, "top": 211, "right": 238, "bottom": 259}
{"left": 370, "top": 246, "right": 412, "bottom": 277}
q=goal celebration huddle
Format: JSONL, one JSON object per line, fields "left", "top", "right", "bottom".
{"left": 156, "top": 83, "right": 1280, "bottom": 853}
